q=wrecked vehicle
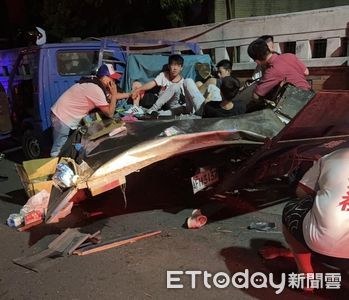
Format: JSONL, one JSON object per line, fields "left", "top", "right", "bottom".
{"left": 15, "top": 82, "right": 349, "bottom": 224}
{"left": 8, "top": 37, "right": 349, "bottom": 224}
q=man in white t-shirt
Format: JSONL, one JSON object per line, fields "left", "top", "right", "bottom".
{"left": 50, "top": 64, "right": 130, "bottom": 157}
{"left": 135, "top": 54, "right": 205, "bottom": 116}
{"left": 260, "top": 148, "right": 349, "bottom": 286}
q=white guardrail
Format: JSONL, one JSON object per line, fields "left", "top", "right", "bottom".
{"left": 109, "top": 6, "right": 349, "bottom": 70}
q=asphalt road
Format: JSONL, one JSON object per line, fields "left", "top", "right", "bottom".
{"left": 0, "top": 150, "right": 348, "bottom": 300}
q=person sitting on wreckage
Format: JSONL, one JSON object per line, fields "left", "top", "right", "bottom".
{"left": 196, "top": 59, "right": 236, "bottom": 103}
{"left": 203, "top": 76, "right": 246, "bottom": 118}
{"left": 133, "top": 54, "right": 205, "bottom": 117}
{"left": 50, "top": 64, "right": 132, "bottom": 157}
{"left": 252, "top": 35, "right": 280, "bottom": 80}
{"left": 247, "top": 38, "right": 310, "bottom": 110}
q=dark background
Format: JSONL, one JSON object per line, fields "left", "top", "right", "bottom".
{"left": 0, "top": 0, "right": 212, "bottom": 49}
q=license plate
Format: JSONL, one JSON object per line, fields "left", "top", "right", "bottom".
{"left": 191, "top": 167, "right": 219, "bottom": 194}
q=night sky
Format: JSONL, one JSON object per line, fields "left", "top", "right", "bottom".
{"left": 0, "top": 0, "right": 210, "bottom": 49}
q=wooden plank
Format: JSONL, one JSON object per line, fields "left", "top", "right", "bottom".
{"left": 73, "top": 230, "right": 161, "bottom": 256}
{"left": 63, "top": 230, "right": 101, "bottom": 255}
{"left": 17, "top": 220, "right": 43, "bottom": 232}
{"left": 75, "top": 232, "right": 102, "bottom": 249}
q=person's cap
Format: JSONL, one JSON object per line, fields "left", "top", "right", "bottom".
{"left": 97, "top": 64, "right": 122, "bottom": 80}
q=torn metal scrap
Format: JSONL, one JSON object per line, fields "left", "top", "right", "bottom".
{"left": 73, "top": 230, "right": 162, "bottom": 256}
{"left": 45, "top": 186, "right": 77, "bottom": 223}
{"left": 13, "top": 228, "right": 101, "bottom": 272}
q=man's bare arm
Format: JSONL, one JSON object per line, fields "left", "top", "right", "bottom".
{"left": 139, "top": 80, "right": 156, "bottom": 92}
{"left": 99, "top": 81, "right": 118, "bottom": 118}
{"left": 115, "top": 92, "right": 131, "bottom": 100}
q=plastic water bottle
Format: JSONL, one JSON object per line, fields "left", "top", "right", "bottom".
{"left": 7, "top": 213, "right": 24, "bottom": 227}
{"left": 20, "top": 205, "right": 32, "bottom": 216}
{"left": 53, "top": 163, "right": 79, "bottom": 188}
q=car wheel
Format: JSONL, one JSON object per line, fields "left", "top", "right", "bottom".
{"left": 22, "top": 131, "right": 41, "bottom": 159}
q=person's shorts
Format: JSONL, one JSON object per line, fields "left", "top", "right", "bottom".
{"left": 282, "top": 197, "right": 349, "bottom": 270}
{"left": 282, "top": 196, "right": 313, "bottom": 246}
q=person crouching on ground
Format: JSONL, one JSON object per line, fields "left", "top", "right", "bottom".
{"left": 260, "top": 148, "right": 349, "bottom": 291}
{"left": 50, "top": 64, "right": 130, "bottom": 157}
{"left": 203, "top": 76, "right": 246, "bottom": 118}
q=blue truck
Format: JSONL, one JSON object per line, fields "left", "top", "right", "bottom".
{"left": 0, "top": 38, "right": 211, "bottom": 159}
{"left": 0, "top": 39, "right": 128, "bottom": 158}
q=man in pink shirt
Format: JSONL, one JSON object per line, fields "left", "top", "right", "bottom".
{"left": 50, "top": 64, "right": 129, "bottom": 157}
{"left": 247, "top": 39, "right": 310, "bottom": 101}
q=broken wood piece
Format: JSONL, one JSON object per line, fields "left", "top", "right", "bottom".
{"left": 66, "top": 230, "right": 101, "bottom": 255}
{"left": 73, "top": 230, "right": 161, "bottom": 256}
{"left": 17, "top": 219, "right": 43, "bottom": 232}
{"left": 75, "top": 238, "right": 101, "bottom": 250}
{"left": 88, "top": 235, "right": 102, "bottom": 244}
{"left": 76, "top": 232, "right": 102, "bottom": 249}
{"left": 84, "top": 230, "right": 102, "bottom": 244}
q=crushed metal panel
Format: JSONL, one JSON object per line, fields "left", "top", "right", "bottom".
{"left": 45, "top": 186, "right": 78, "bottom": 223}
{"left": 218, "top": 90, "right": 349, "bottom": 192}
{"left": 80, "top": 109, "right": 284, "bottom": 195}
{"left": 274, "top": 85, "right": 315, "bottom": 120}
{"left": 89, "top": 130, "right": 262, "bottom": 179}
{"left": 276, "top": 90, "right": 349, "bottom": 141}
{"left": 87, "top": 174, "right": 126, "bottom": 196}
{"left": 83, "top": 108, "right": 284, "bottom": 172}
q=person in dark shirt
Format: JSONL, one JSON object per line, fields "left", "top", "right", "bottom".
{"left": 203, "top": 76, "right": 245, "bottom": 118}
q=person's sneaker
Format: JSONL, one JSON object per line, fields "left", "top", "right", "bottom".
{"left": 125, "top": 105, "right": 145, "bottom": 115}
{"left": 138, "top": 111, "right": 159, "bottom": 120}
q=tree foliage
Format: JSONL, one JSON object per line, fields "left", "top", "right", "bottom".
{"left": 36, "top": 0, "right": 204, "bottom": 41}
{"left": 159, "top": 0, "right": 204, "bottom": 27}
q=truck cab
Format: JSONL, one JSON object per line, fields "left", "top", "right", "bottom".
{"left": 0, "top": 39, "right": 127, "bottom": 158}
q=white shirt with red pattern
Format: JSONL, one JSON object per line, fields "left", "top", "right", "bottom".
{"left": 154, "top": 71, "right": 184, "bottom": 96}
{"left": 300, "top": 147, "right": 349, "bottom": 258}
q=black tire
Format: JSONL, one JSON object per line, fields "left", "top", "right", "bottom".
{"left": 22, "top": 131, "right": 41, "bottom": 159}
